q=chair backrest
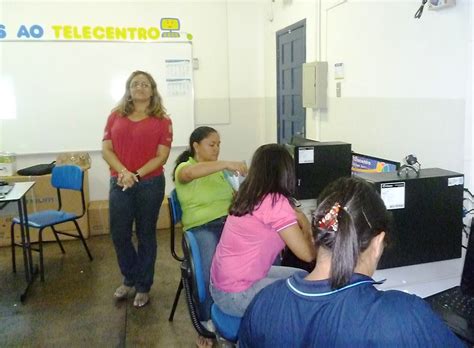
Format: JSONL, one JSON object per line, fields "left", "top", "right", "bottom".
{"left": 168, "top": 189, "right": 184, "bottom": 262}
{"left": 51, "top": 165, "right": 85, "bottom": 217}
{"left": 168, "top": 189, "right": 182, "bottom": 226}
{"left": 51, "top": 165, "right": 83, "bottom": 191}
{"left": 183, "top": 228, "right": 219, "bottom": 322}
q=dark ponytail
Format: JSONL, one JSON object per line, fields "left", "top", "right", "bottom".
{"left": 172, "top": 126, "right": 218, "bottom": 181}
{"left": 312, "top": 177, "right": 392, "bottom": 289}
{"left": 329, "top": 209, "right": 359, "bottom": 288}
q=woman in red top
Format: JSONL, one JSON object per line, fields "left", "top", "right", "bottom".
{"left": 102, "top": 70, "right": 173, "bottom": 308}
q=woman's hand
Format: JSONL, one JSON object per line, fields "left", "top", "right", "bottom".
{"left": 118, "top": 169, "right": 139, "bottom": 191}
{"left": 295, "top": 208, "right": 315, "bottom": 245}
{"left": 178, "top": 160, "right": 248, "bottom": 184}
{"left": 295, "top": 208, "right": 310, "bottom": 233}
{"left": 225, "top": 161, "right": 248, "bottom": 176}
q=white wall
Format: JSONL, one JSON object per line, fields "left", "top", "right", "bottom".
{"left": 5, "top": 0, "right": 472, "bottom": 199}
{"left": 264, "top": 0, "right": 473, "bottom": 189}
{"left": 1, "top": 1, "right": 266, "bottom": 200}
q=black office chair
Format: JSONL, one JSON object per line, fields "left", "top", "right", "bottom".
{"left": 11, "top": 165, "right": 93, "bottom": 281}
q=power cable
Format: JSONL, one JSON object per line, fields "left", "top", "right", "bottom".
{"left": 414, "top": 0, "right": 428, "bottom": 19}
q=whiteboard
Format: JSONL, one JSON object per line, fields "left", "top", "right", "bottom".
{"left": 0, "top": 41, "right": 194, "bottom": 154}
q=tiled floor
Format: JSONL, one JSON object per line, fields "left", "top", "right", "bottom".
{"left": 0, "top": 230, "right": 197, "bottom": 347}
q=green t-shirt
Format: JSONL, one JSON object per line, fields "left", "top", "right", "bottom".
{"left": 175, "top": 157, "right": 234, "bottom": 230}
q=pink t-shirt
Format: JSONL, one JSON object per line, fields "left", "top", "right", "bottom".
{"left": 210, "top": 194, "right": 297, "bottom": 292}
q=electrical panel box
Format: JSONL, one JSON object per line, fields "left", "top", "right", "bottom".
{"left": 358, "top": 168, "right": 464, "bottom": 269}
{"left": 288, "top": 138, "right": 352, "bottom": 200}
{"left": 428, "top": 0, "right": 456, "bottom": 10}
{"left": 302, "top": 61, "right": 328, "bottom": 109}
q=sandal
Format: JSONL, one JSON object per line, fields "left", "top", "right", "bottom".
{"left": 196, "top": 335, "right": 214, "bottom": 348}
{"left": 133, "top": 292, "right": 150, "bottom": 308}
{"left": 114, "top": 285, "right": 135, "bottom": 300}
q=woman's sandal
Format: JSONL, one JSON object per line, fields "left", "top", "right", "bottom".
{"left": 114, "top": 285, "right": 135, "bottom": 300}
{"left": 196, "top": 335, "right": 214, "bottom": 348}
{"left": 133, "top": 292, "right": 150, "bottom": 308}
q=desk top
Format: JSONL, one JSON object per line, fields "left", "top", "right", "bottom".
{"left": 374, "top": 257, "right": 464, "bottom": 298}
{"left": 0, "top": 182, "right": 35, "bottom": 202}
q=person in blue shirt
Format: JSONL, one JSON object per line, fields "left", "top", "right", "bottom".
{"left": 239, "top": 177, "right": 465, "bottom": 347}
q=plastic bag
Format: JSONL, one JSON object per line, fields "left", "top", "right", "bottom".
{"left": 56, "top": 152, "right": 91, "bottom": 170}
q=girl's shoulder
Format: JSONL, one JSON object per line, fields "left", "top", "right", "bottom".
{"left": 259, "top": 193, "right": 291, "bottom": 210}
{"left": 262, "top": 193, "right": 288, "bottom": 203}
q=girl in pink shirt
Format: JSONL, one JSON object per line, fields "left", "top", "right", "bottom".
{"left": 210, "top": 144, "right": 316, "bottom": 317}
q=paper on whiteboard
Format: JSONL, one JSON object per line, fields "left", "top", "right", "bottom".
{"left": 165, "top": 58, "right": 192, "bottom": 97}
{"left": 166, "top": 79, "right": 191, "bottom": 97}
{"left": 165, "top": 59, "right": 191, "bottom": 79}
{"left": 380, "top": 182, "right": 405, "bottom": 210}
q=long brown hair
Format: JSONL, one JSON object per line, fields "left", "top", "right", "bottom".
{"left": 112, "top": 70, "right": 167, "bottom": 118}
{"left": 230, "top": 144, "right": 295, "bottom": 216}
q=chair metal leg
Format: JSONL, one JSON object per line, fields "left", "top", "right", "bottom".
{"left": 39, "top": 228, "right": 45, "bottom": 282}
{"left": 11, "top": 223, "right": 16, "bottom": 273}
{"left": 38, "top": 229, "right": 44, "bottom": 282}
{"left": 50, "top": 226, "right": 65, "bottom": 254}
{"left": 169, "top": 278, "right": 183, "bottom": 321}
{"left": 72, "top": 220, "right": 93, "bottom": 261}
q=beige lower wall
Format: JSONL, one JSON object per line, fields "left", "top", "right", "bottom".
{"left": 88, "top": 198, "right": 171, "bottom": 237}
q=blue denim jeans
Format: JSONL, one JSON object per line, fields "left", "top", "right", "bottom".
{"left": 189, "top": 217, "right": 226, "bottom": 282}
{"left": 109, "top": 175, "right": 165, "bottom": 293}
{"left": 210, "top": 266, "right": 305, "bottom": 317}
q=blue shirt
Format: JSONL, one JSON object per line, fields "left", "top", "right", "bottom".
{"left": 239, "top": 272, "right": 465, "bottom": 347}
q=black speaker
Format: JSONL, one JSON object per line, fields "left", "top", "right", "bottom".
{"left": 358, "top": 168, "right": 464, "bottom": 269}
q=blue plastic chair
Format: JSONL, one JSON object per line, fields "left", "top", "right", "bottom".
{"left": 11, "top": 165, "right": 93, "bottom": 281}
{"left": 168, "top": 189, "right": 185, "bottom": 321}
{"left": 168, "top": 189, "right": 184, "bottom": 263}
{"left": 182, "top": 229, "right": 242, "bottom": 343}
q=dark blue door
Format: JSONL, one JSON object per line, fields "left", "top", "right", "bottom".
{"left": 276, "top": 20, "right": 306, "bottom": 144}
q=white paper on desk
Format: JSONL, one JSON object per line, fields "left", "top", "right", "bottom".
{"left": 381, "top": 182, "right": 405, "bottom": 210}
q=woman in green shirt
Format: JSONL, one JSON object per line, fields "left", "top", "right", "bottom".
{"left": 174, "top": 126, "right": 247, "bottom": 231}
{"left": 173, "top": 126, "right": 247, "bottom": 348}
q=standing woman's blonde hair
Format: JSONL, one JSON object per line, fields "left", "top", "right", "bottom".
{"left": 113, "top": 70, "right": 167, "bottom": 118}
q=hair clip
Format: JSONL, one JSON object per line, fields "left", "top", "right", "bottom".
{"left": 317, "top": 202, "right": 341, "bottom": 232}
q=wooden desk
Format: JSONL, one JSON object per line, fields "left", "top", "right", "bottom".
{"left": 0, "top": 181, "right": 38, "bottom": 302}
